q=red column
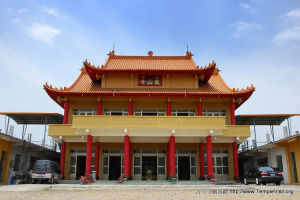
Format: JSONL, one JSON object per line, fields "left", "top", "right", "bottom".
{"left": 60, "top": 141, "right": 66, "bottom": 179}
{"left": 97, "top": 100, "right": 102, "bottom": 115}
{"left": 230, "top": 101, "right": 236, "bottom": 125}
{"left": 123, "top": 135, "right": 130, "bottom": 177}
{"left": 167, "top": 142, "right": 170, "bottom": 178}
{"left": 63, "top": 100, "right": 69, "bottom": 124}
{"left": 199, "top": 142, "right": 205, "bottom": 180}
{"left": 129, "top": 143, "right": 132, "bottom": 178}
{"left": 129, "top": 99, "right": 133, "bottom": 116}
{"left": 95, "top": 142, "right": 100, "bottom": 179}
{"left": 206, "top": 136, "right": 215, "bottom": 181}
{"left": 169, "top": 135, "right": 176, "bottom": 177}
{"left": 233, "top": 142, "right": 240, "bottom": 182}
{"left": 197, "top": 101, "right": 202, "bottom": 116}
{"left": 167, "top": 99, "right": 171, "bottom": 116}
{"left": 85, "top": 135, "right": 93, "bottom": 175}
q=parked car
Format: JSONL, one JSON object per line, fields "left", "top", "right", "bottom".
{"left": 243, "top": 166, "right": 283, "bottom": 185}
{"left": 31, "top": 160, "right": 60, "bottom": 184}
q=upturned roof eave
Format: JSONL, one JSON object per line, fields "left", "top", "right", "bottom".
{"left": 43, "top": 86, "right": 255, "bottom": 109}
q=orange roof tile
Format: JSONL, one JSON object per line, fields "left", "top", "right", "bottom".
{"left": 104, "top": 56, "right": 198, "bottom": 71}
{"left": 44, "top": 67, "right": 255, "bottom": 108}
{"left": 84, "top": 55, "right": 216, "bottom": 81}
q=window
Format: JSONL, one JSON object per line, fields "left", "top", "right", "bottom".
{"left": 134, "top": 109, "right": 166, "bottom": 116}
{"left": 134, "top": 156, "right": 142, "bottom": 175}
{"left": 191, "top": 156, "right": 197, "bottom": 175}
{"left": 257, "top": 157, "right": 268, "bottom": 166}
{"left": 202, "top": 110, "right": 226, "bottom": 116}
{"left": 73, "top": 109, "right": 97, "bottom": 116}
{"left": 171, "top": 110, "right": 195, "bottom": 116}
{"left": 13, "top": 154, "right": 21, "bottom": 171}
{"left": 104, "top": 109, "right": 128, "bottom": 116}
{"left": 138, "top": 75, "right": 161, "bottom": 86}
{"left": 203, "top": 150, "right": 229, "bottom": 175}
{"left": 276, "top": 155, "right": 283, "bottom": 172}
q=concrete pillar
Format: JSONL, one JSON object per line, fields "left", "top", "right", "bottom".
{"left": 167, "top": 99, "right": 171, "bottom": 116}
{"left": 129, "top": 99, "right": 133, "bottom": 116}
{"left": 199, "top": 142, "right": 205, "bottom": 180}
{"left": 63, "top": 100, "right": 69, "bottom": 124}
{"left": 233, "top": 141, "right": 240, "bottom": 182}
{"left": 85, "top": 135, "right": 93, "bottom": 175}
{"left": 206, "top": 135, "right": 215, "bottom": 182}
{"left": 97, "top": 100, "right": 102, "bottom": 115}
{"left": 123, "top": 135, "right": 131, "bottom": 177}
{"left": 230, "top": 101, "right": 236, "bottom": 125}
{"left": 198, "top": 101, "right": 202, "bottom": 116}
{"left": 60, "top": 141, "right": 66, "bottom": 179}
{"left": 169, "top": 135, "right": 176, "bottom": 176}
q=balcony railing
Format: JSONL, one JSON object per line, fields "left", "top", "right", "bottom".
{"left": 72, "top": 115, "right": 226, "bottom": 130}
{"left": 48, "top": 115, "right": 250, "bottom": 138}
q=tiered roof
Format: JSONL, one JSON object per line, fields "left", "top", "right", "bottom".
{"left": 84, "top": 51, "right": 215, "bottom": 82}
{"left": 44, "top": 51, "right": 255, "bottom": 109}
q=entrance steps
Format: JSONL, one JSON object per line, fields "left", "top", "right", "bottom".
{"left": 61, "top": 180, "right": 238, "bottom": 185}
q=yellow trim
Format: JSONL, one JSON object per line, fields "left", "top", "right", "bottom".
{"left": 48, "top": 124, "right": 75, "bottom": 136}
{"left": 223, "top": 125, "right": 250, "bottom": 137}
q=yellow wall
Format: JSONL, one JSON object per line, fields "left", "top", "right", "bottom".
{"left": 101, "top": 74, "right": 197, "bottom": 89}
{"left": 0, "top": 139, "right": 12, "bottom": 184}
{"left": 276, "top": 138, "right": 300, "bottom": 185}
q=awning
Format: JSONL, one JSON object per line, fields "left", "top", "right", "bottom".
{"left": 0, "top": 112, "right": 63, "bottom": 125}
{"left": 236, "top": 114, "right": 300, "bottom": 125}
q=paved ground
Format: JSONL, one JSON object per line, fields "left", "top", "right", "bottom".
{"left": 0, "top": 182, "right": 299, "bottom": 200}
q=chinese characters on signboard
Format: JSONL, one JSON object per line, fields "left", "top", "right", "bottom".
{"left": 138, "top": 75, "right": 161, "bottom": 86}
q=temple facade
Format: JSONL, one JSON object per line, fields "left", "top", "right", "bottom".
{"left": 45, "top": 50, "right": 255, "bottom": 182}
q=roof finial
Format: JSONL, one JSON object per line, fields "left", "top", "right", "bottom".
{"left": 148, "top": 50, "right": 153, "bottom": 56}
{"left": 113, "top": 44, "right": 115, "bottom": 52}
{"left": 186, "top": 44, "right": 193, "bottom": 58}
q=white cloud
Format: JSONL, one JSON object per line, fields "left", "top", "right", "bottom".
{"left": 17, "top": 9, "right": 28, "bottom": 14}
{"left": 286, "top": 8, "right": 300, "bottom": 19}
{"left": 26, "top": 23, "right": 61, "bottom": 44}
{"left": 44, "top": 8, "right": 60, "bottom": 18}
{"left": 12, "top": 18, "right": 21, "bottom": 24}
{"left": 273, "top": 26, "right": 300, "bottom": 43}
{"left": 240, "top": 2, "right": 252, "bottom": 9}
{"left": 231, "top": 21, "right": 263, "bottom": 38}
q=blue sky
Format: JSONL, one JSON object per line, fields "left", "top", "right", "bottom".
{"left": 0, "top": 0, "right": 300, "bottom": 146}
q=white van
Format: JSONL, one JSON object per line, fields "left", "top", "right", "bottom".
{"left": 31, "top": 160, "right": 60, "bottom": 184}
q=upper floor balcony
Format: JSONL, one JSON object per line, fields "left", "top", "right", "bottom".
{"left": 48, "top": 115, "right": 250, "bottom": 142}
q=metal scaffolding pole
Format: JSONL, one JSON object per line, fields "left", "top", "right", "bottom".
{"left": 22, "top": 124, "right": 27, "bottom": 140}
{"left": 253, "top": 120, "right": 257, "bottom": 148}
{"left": 5, "top": 116, "right": 10, "bottom": 135}
{"left": 43, "top": 116, "right": 48, "bottom": 147}
{"left": 270, "top": 125, "right": 275, "bottom": 142}
{"left": 287, "top": 117, "right": 291, "bottom": 136}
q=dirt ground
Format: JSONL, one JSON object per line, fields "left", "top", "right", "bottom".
{"left": 0, "top": 184, "right": 299, "bottom": 200}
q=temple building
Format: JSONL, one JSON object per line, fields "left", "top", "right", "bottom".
{"left": 44, "top": 50, "right": 255, "bottom": 182}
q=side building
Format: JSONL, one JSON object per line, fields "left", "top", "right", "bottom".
{"left": 0, "top": 132, "right": 59, "bottom": 184}
{"left": 275, "top": 134, "right": 300, "bottom": 185}
{"left": 45, "top": 51, "right": 255, "bottom": 182}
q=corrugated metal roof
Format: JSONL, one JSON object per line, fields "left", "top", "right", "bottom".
{"left": 0, "top": 113, "right": 63, "bottom": 124}
{"left": 236, "top": 114, "right": 300, "bottom": 125}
